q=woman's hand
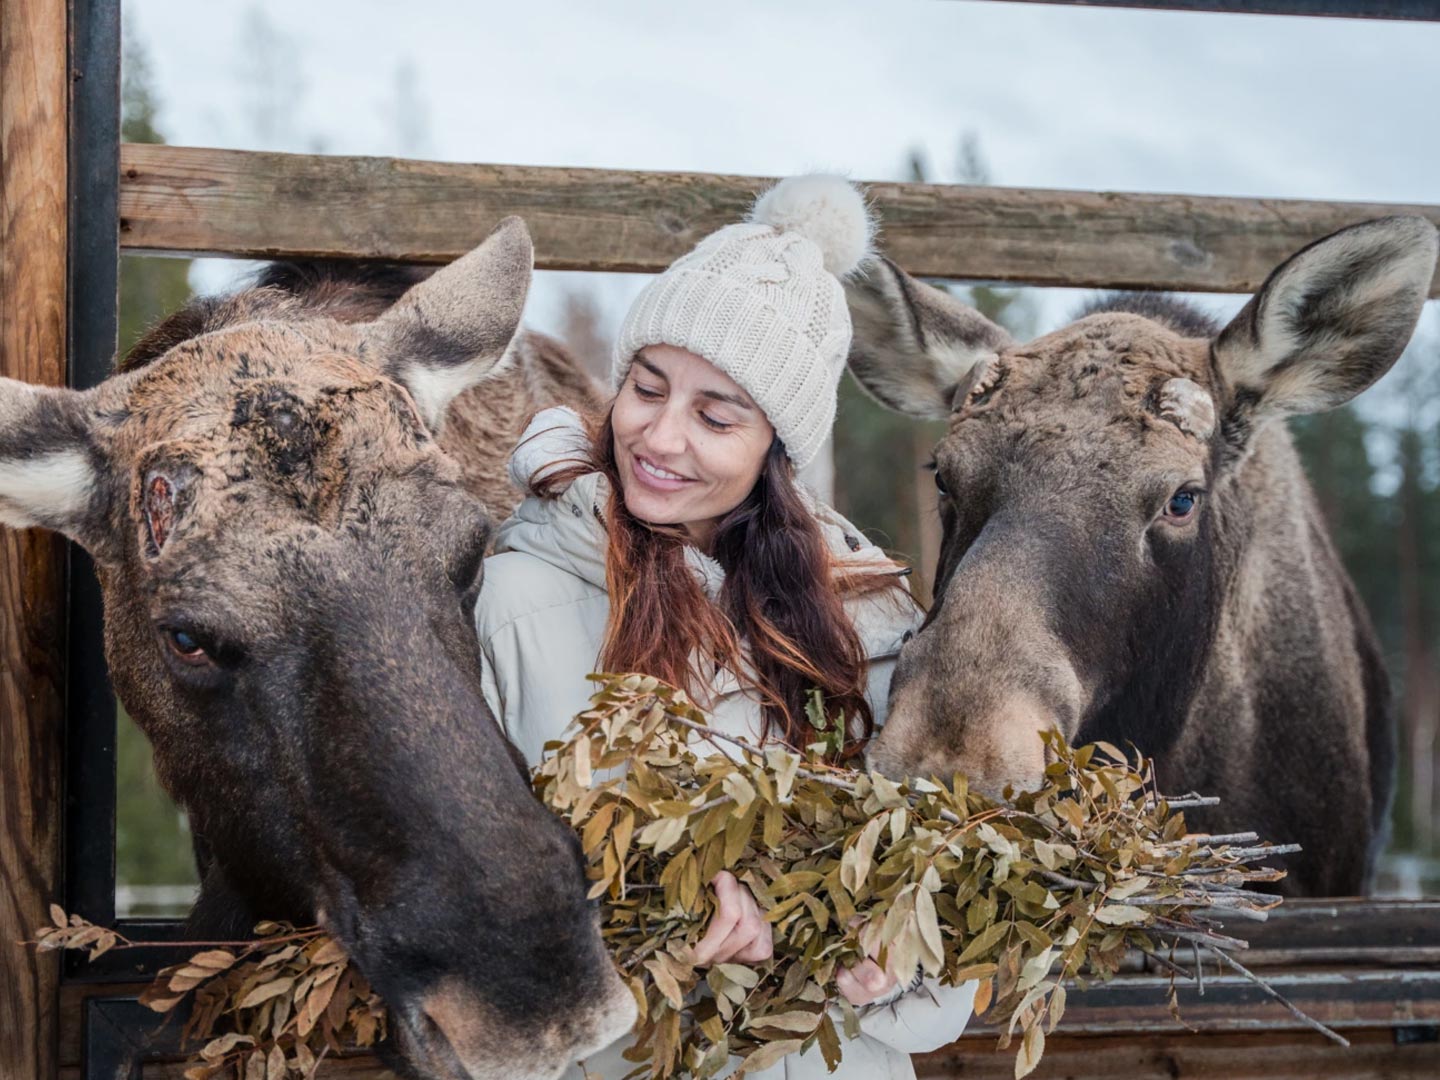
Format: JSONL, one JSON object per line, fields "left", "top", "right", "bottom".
{"left": 689, "top": 871, "right": 774, "bottom": 966}
{"left": 836, "top": 957, "right": 901, "bottom": 1007}
{"left": 836, "top": 916, "right": 903, "bottom": 1006}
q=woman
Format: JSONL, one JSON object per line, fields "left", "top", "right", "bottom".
{"left": 476, "top": 175, "right": 976, "bottom": 1079}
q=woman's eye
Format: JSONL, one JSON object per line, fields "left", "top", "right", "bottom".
{"left": 632, "top": 383, "right": 662, "bottom": 400}
{"left": 1164, "top": 489, "right": 1200, "bottom": 522}
{"left": 700, "top": 413, "right": 733, "bottom": 432}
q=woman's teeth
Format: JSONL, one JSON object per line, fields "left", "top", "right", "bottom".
{"left": 639, "top": 458, "right": 687, "bottom": 482}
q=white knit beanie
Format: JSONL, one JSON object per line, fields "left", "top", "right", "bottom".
{"left": 611, "top": 174, "right": 875, "bottom": 468}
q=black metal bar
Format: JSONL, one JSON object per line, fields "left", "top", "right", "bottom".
{"left": 999, "top": 0, "right": 1440, "bottom": 20}
{"left": 82, "top": 996, "right": 185, "bottom": 1080}
{"left": 64, "top": 0, "right": 122, "bottom": 957}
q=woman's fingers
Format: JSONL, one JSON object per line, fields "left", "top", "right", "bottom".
{"left": 691, "top": 871, "right": 774, "bottom": 966}
{"left": 717, "top": 877, "right": 772, "bottom": 963}
{"left": 731, "top": 918, "right": 775, "bottom": 963}
{"left": 690, "top": 871, "right": 775, "bottom": 967}
{"left": 836, "top": 966, "right": 867, "bottom": 1005}
{"left": 836, "top": 917, "right": 904, "bottom": 1004}
{"left": 859, "top": 960, "right": 896, "bottom": 993}
{"left": 689, "top": 872, "right": 743, "bottom": 966}
{"left": 837, "top": 958, "right": 898, "bottom": 1006}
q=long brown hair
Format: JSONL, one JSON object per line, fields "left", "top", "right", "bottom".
{"left": 537, "top": 410, "right": 910, "bottom": 759}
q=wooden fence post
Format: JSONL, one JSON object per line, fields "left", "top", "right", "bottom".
{"left": 1, "top": 0, "right": 71, "bottom": 1077}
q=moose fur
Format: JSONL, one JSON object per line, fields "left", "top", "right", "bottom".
{"left": 0, "top": 219, "right": 626, "bottom": 1080}
{"left": 844, "top": 216, "right": 1439, "bottom": 897}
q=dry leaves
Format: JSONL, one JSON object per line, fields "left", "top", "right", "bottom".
{"left": 31, "top": 918, "right": 384, "bottom": 1079}
{"left": 33, "top": 672, "right": 1307, "bottom": 1080}
{"left": 536, "top": 673, "right": 1293, "bottom": 1079}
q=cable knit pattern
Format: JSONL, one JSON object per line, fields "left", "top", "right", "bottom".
{"left": 611, "top": 176, "right": 873, "bottom": 468}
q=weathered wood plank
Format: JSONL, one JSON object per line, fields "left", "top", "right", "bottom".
{"left": 1056, "top": 968, "right": 1440, "bottom": 1033}
{"left": 1235, "top": 898, "right": 1440, "bottom": 966}
{"left": 118, "top": 143, "right": 1440, "bottom": 296}
{"left": 55, "top": 903, "right": 1440, "bottom": 1065}
{"left": 916, "top": 1029, "right": 1440, "bottom": 1079}
{"left": 61, "top": 958, "right": 1440, "bottom": 1071}
{"left": 0, "top": 2, "right": 70, "bottom": 1079}
{"left": 55, "top": 1030, "right": 1440, "bottom": 1080}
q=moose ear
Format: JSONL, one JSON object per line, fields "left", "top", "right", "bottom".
{"left": 1214, "top": 216, "right": 1438, "bottom": 445}
{"left": 367, "top": 215, "right": 534, "bottom": 433}
{"left": 844, "top": 257, "right": 1012, "bottom": 420}
{"left": 0, "top": 379, "right": 106, "bottom": 550}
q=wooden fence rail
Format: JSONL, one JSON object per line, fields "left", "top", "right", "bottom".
{"left": 119, "top": 143, "right": 1440, "bottom": 296}
{"left": 59, "top": 900, "right": 1440, "bottom": 1079}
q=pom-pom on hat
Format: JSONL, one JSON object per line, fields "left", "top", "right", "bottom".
{"left": 611, "top": 174, "right": 875, "bottom": 468}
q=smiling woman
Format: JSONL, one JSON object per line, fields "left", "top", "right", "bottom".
{"left": 474, "top": 175, "right": 979, "bottom": 1080}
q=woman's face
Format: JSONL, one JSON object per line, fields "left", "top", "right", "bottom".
{"left": 611, "top": 344, "right": 775, "bottom": 549}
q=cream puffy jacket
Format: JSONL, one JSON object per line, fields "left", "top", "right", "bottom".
{"left": 474, "top": 409, "right": 976, "bottom": 1080}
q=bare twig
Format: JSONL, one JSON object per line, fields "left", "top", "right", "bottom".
{"left": 1039, "top": 870, "right": 1096, "bottom": 892}
{"left": 1149, "top": 793, "right": 1222, "bottom": 809}
{"left": 1119, "top": 896, "right": 1270, "bottom": 921}
{"left": 1211, "top": 843, "right": 1303, "bottom": 860}
{"left": 1201, "top": 943, "right": 1349, "bottom": 1048}
{"left": 1159, "top": 831, "right": 1259, "bottom": 847}
{"left": 1140, "top": 945, "right": 1194, "bottom": 981}
{"left": 1153, "top": 923, "right": 1250, "bottom": 952}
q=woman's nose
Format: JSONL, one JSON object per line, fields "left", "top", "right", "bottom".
{"left": 645, "top": 405, "right": 687, "bottom": 455}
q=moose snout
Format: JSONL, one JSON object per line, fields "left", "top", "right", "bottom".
{"left": 872, "top": 627, "right": 1084, "bottom": 799}
{"left": 380, "top": 956, "right": 633, "bottom": 1080}
{"left": 393, "top": 964, "right": 637, "bottom": 1080}
{"left": 871, "top": 689, "right": 1055, "bottom": 796}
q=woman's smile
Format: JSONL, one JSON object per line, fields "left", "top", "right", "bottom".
{"left": 631, "top": 453, "right": 695, "bottom": 491}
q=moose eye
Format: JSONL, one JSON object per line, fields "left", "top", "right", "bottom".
{"left": 929, "top": 462, "right": 949, "bottom": 496}
{"left": 1164, "top": 489, "right": 1201, "bottom": 523}
{"left": 162, "top": 627, "right": 211, "bottom": 665}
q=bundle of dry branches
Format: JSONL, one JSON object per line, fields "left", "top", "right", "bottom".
{"left": 535, "top": 673, "right": 1333, "bottom": 1078}
{"left": 32, "top": 914, "right": 383, "bottom": 1079}
{"left": 31, "top": 672, "right": 1340, "bottom": 1079}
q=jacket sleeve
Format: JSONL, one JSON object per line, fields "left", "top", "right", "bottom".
{"left": 477, "top": 619, "right": 511, "bottom": 741}
{"left": 852, "top": 976, "right": 978, "bottom": 1054}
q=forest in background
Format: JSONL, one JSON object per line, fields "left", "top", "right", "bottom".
{"left": 113, "top": 17, "right": 1440, "bottom": 912}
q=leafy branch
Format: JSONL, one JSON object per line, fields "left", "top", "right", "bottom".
{"left": 25, "top": 915, "right": 383, "bottom": 1079}
{"left": 536, "top": 673, "right": 1345, "bottom": 1078}
{"left": 26, "top": 672, "right": 1346, "bottom": 1080}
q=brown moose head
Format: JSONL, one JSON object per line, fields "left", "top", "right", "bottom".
{"left": 846, "top": 216, "right": 1437, "bottom": 825}
{"left": 0, "top": 218, "right": 634, "bottom": 1079}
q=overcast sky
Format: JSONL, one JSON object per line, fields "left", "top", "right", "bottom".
{"left": 125, "top": 0, "right": 1440, "bottom": 452}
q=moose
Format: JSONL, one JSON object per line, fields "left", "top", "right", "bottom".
{"left": 0, "top": 219, "right": 630, "bottom": 1080}
{"left": 845, "top": 215, "right": 1440, "bottom": 897}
